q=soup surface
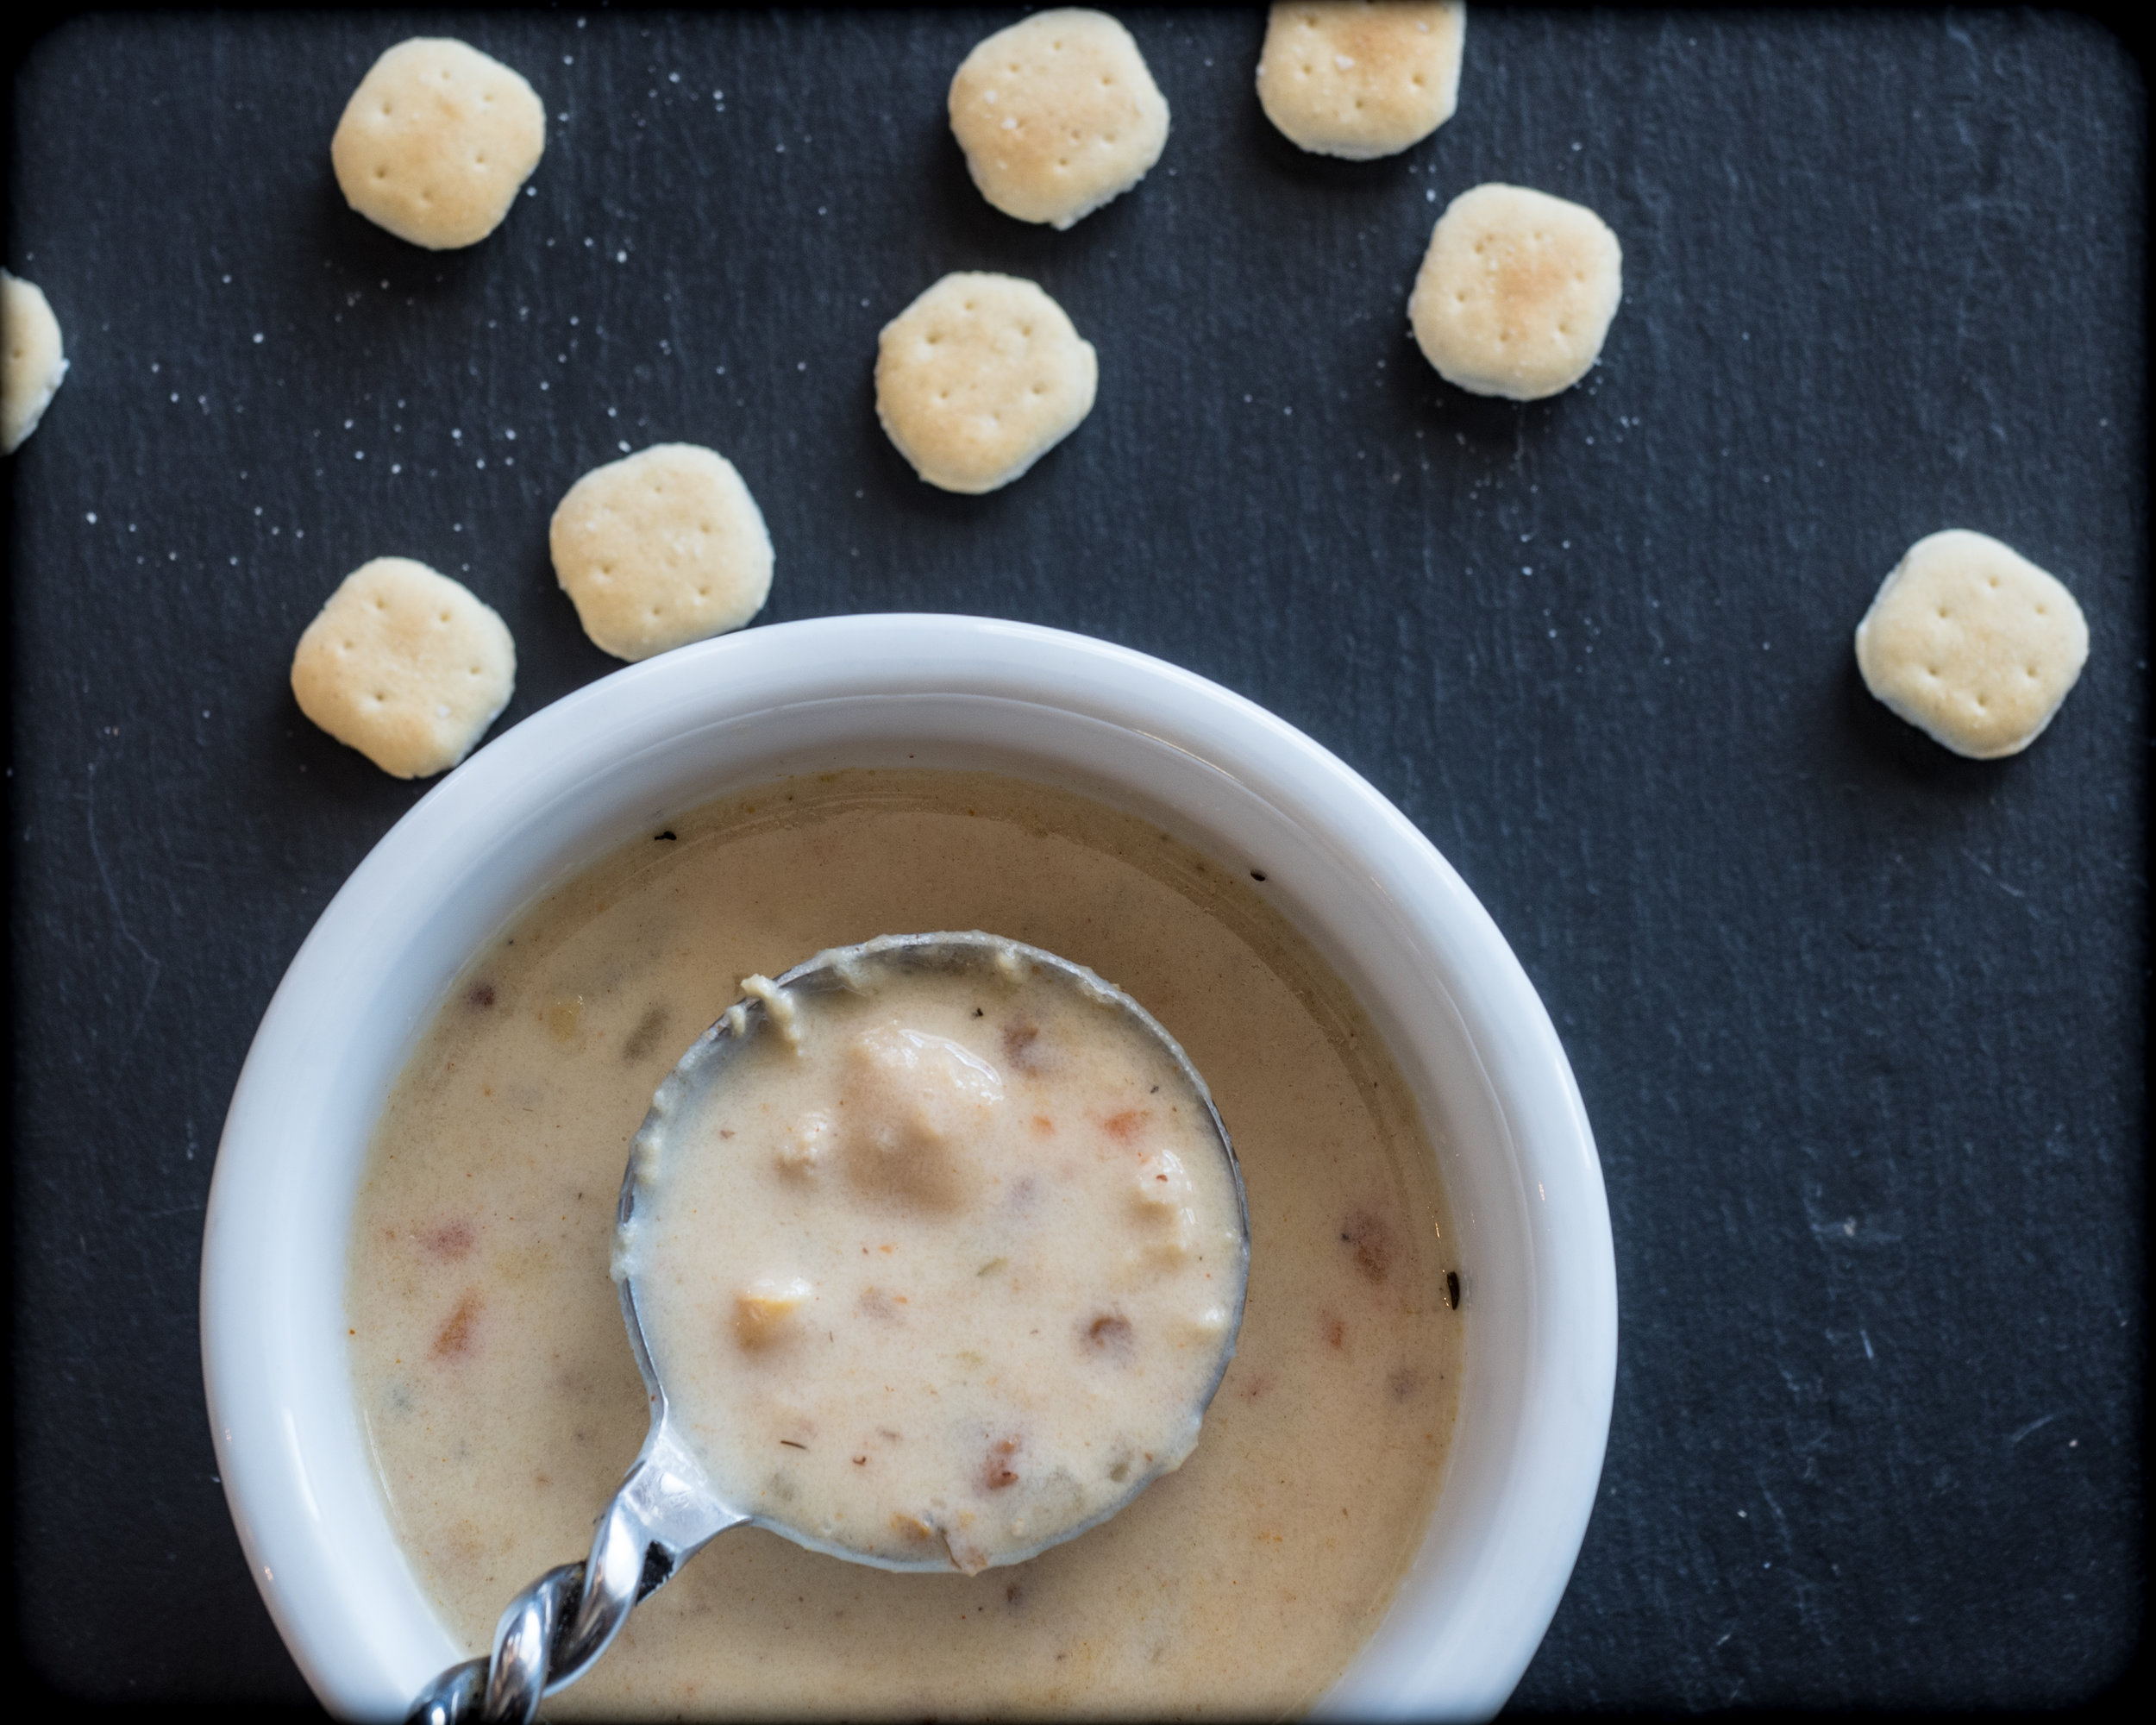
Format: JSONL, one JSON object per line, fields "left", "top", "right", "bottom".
{"left": 347, "top": 768, "right": 1463, "bottom": 1716}
{"left": 625, "top": 935, "right": 1250, "bottom": 1574}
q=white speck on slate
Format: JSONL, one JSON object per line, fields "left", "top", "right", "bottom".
{"left": 252, "top": 332, "right": 264, "bottom": 343}
{"left": 617, "top": 251, "right": 627, "bottom": 263}
{"left": 85, "top": 511, "right": 97, "bottom": 524}
{"left": 618, "top": 440, "right": 631, "bottom": 452}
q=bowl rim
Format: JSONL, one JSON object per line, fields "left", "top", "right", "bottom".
{"left": 201, "top": 613, "right": 1615, "bottom": 1719}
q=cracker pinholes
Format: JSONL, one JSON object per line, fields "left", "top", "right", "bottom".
{"left": 1855, "top": 530, "right": 2090, "bottom": 759}
{"left": 291, "top": 558, "right": 516, "bottom": 779}
{"left": 875, "top": 273, "right": 1099, "bottom": 494}
{"left": 1257, "top": 2, "right": 1466, "bottom": 161}
{"left": 1408, "top": 183, "right": 1621, "bottom": 400}
{"left": 950, "top": 9, "right": 1169, "bottom": 230}
{"left": 2, "top": 271, "right": 67, "bottom": 455}
{"left": 331, "top": 39, "right": 546, "bottom": 250}
{"left": 549, "top": 444, "right": 774, "bottom": 662}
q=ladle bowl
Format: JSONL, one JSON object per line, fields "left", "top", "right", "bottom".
{"left": 408, "top": 932, "right": 1250, "bottom": 1725}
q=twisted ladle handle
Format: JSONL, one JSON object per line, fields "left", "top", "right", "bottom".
{"left": 404, "top": 1464, "right": 679, "bottom": 1724}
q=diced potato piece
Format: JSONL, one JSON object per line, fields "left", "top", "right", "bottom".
{"left": 733, "top": 1276, "right": 813, "bottom": 1347}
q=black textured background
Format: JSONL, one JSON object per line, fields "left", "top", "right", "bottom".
{"left": 7, "top": 6, "right": 2146, "bottom": 1713}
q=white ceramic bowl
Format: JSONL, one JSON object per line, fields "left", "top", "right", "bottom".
{"left": 202, "top": 614, "right": 1615, "bottom": 1720}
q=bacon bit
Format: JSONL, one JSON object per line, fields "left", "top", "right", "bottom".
{"left": 1002, "top": 1021, "right": 1041, "bottom": 1070}
{"left": 1030, "top": 1114, "right": 1056, "bottom": 1137}
{"left": 1083, "top": 1314, "right": 1134, "bottom": 1358}
{"left": 430, "top": 1291, "right": 480, "bottom": 1360}
{"left": 891, "top": 1512, "right": 936, "bottom": 1541}
{"left": 1100, "top": 1109, "right": 1145, "bottom": 1145}
{"left": 1340, "top": 1210, "right": 1395, "bottom": 1284}
{"left": 466, "top": 982, "right": 496, "bottom": 1008}
{"left": 853, "top": 1456, "right": 868, "bottom": 1466}
{"left": 1323, "top": 1314, "right": 1347, "bottom": 1350}
{"left": 981, "top": 1436, "right": 1022, "bottom": 1490}
{"left": 424, "top": 1219, "right": 475, "bottom": 1260}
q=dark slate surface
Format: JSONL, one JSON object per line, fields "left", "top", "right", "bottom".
{"left": 7, "top": 6, "right": 2145, "bottom": 1712}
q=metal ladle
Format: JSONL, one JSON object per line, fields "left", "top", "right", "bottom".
{"left": 406, "top": 932, "right": 1250, "bottom": 1725}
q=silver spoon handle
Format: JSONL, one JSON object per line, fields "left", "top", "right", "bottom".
{"left": 404, "top": 1446, "right": 732, "bottom": 1725}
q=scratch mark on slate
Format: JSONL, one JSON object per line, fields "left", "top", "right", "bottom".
{"left": 83, "top": 760, "right": 163, "bottom": 1056}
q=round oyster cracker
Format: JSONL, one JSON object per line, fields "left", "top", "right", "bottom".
{"left": 331, "top": 38, "right": 545, "bottom": 250}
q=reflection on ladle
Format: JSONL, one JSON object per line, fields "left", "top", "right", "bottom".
{"left": 407, "top": 933, "right": 1250, "bottom": 1725}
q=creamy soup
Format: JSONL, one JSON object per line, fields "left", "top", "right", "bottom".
{"left": 624, "top": 936, "right": 1249, "bottom": 1575}
{"left": 348, "top": 769, "right": 1464, "bottom": 1717}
